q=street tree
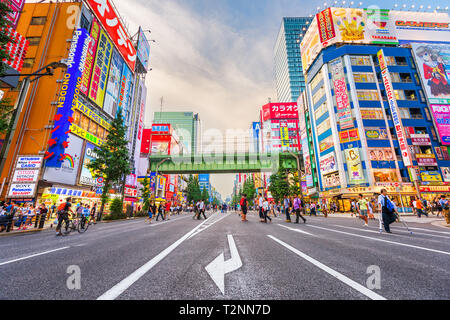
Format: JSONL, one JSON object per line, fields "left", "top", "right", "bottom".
{"left": 243, "top": 177, "right": 256, "bottom": 206}
{"left": 87, "top": 107, "right": 131, "bottom": 220}
{"left": 186, "top": 175, "right": 202, "bottom": 204}
{"left": 268, "top": 169, "right": 290, "bottom": 203}
{"left": 140, "top": 175, "right": 151, "bottom": 212}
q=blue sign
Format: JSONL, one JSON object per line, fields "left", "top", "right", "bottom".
{"left": 136, "top": 27, "right": 151, "bottom": 70}
{"left": 46, "top": 28, "right": 90, "bottom": 167}
{"left": 199, "top": 174, "right": 210, "bottom": 182}
{"left": 152, "top": 125, "right": 169, "bottom": 133}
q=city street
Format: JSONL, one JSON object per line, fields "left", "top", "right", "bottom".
{"left": 0, "top": 211, "right": 448, "bottom": 300}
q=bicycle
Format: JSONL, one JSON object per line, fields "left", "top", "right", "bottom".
{"left": 77, "top": 215, "right": 91, "bottom": 233}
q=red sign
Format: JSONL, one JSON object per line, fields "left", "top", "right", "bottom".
{"left": 2, "top": 27, "right": 29, "bottom": 72}
{"left": 420, "top": 186, "right": 450, "bottom": 193}
{"left": 86, "top": 0, "right": 136, "bottom": 71}
{"left": 416, "top": 154, "right": 438, "bottom": 166}
{"left": 124, "top": 186, "right": 137, "bottom": 198}
{"left": 317, "top": 8, "right": 336, "bottom": 45}
{"left": 80, "top": 19, "right": 101, "bottom": 95}
{"left": 410, "top": 134, "right": 431, "bottom": 146}
{"left": 262, "top": 103, "right": 299, "bottom": 121}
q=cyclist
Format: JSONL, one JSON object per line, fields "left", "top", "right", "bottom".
{"left": 56, "top": 198, "right": 74, "bottom": 236}
{"left": 79, "top": 204, "right": 90, "bottom": 231}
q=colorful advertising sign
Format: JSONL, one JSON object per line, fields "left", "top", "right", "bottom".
{"left": 118, "top": 63, "right": 134, "bottom": 122}
{"left": 411, "top": 43, "right": 450, "bottom": 105}
{"left": 43, "top": 134, "right": 83, "bottom": 185}
{"left": 151, "top": 141, "right": 170, "bottom": 155}
{"left": 416, "top": 154, "right": 438, "bottom": 166}
{"left": 441, "top": 167, "right": 450, "bottom": 182}
{"left": 317, "top": 8, "right": 336, "bottom": 45}
{"left": 79, "top": 143, "right": 100, "bottom": 187}
{"left": 89, "top": 28, "right": 113, "bottom": 108}
{"left": 76, "top": 98, "right": 111, "bottom": 131}
{"left": 339, "top": 128, "right": 360, "bottom": 143}
{"left": 45, "top": 28, "right": 90, "bottom": 168}
{"left": 300, "top": 16, "right": 321, "bottom": 74}
{"left": 319, "top": 135, "right": 334, "bottom": 153}
{"left": 86, "top": 0, "right": 137, "bottom": 71}
{"left": 262, "top": 103, "right": 299, "bottom": 121}
{"left": 320, "top": 152, "right": 338, "bottom": 175}
{"left": 364, "top": 8, "right": 398, "bottom": 45}
{"left": 368, "top": 148, "right": 395, "bottom": 161}
{"left": 410, "top": 134, "right": 432, "bottom": 146}
{"left": 12, "top": 170, "right": 39, "bottom": 183}
{"left": 8, "top": 184, "right": 36, "bottom": 198}
{"left": 378, "top": 49, "right": 412, "bottom": 167}
{"left": 330, "top": 58, "right": 353, "bottom": 130}
{"left": 103, "top": 48, "right": 124, "bottom": 117}
{"left": 360, "top": 108, "right": 384, "bottom": 120}
{"left": 365, "top": 128, "right": 388, "bottom": 140}
{"left": 280, "top": 121, "right": 290, "bottom": 148}
{"left": 345, "top": 148, "right": 365, "bottom": 184}
{"left": 70, "top": 123, "right": 105, "bottom": 147}
{"left": 16, "top": 156, "right": 43, "bottom": 169}
{"left": 323, "top": 172, "right": 341, "bottom": 189}
{"left": 420, "top": 171, "right": 443, "bottom": 182}
{"left": 137, "top": 27, "right": 151, "bottom": 70}
{"left": 391, "top": 11, "right": 450, "bottom": 44}
{"left": 429, "top": 105, "right": 450, "bottom": 145}
{"left": 80, "top": 19, "right": 100, "bottom": 95}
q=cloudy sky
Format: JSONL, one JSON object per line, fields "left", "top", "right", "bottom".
{"left": 111, "top": 0, "right": 444, "bottom": 198}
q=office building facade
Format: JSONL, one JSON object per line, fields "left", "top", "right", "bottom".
{"left": 274, "top": 17, "right": 313, "bottom": 103}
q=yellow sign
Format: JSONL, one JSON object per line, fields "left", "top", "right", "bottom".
{"left": 70, "top": 123, "right": 105, "bottom": 147}
{"left": 75, "top": 100, "right": 111, "bottom": 130}
{"left": 280, "top": 124, "right": 290, "bottom": 147}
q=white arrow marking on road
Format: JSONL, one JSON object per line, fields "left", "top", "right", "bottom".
{"left": 205, "top": 234, "right": 242, "bottom": 295}
{"left": 278, "top": 224, "right": 315, "bottom": 236}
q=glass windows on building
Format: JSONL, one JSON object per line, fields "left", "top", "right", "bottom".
{"left": 350, "top": 56, "right": 372, "bottom": 66}
{"left": 310, "top": 72, "right": 324, "bottom": 92}
{"left": 373, "top": 170, "right": 399, "bottom": 183}
{"left": 317, "top": 119, "right": 331, "bottom": 136}
{"left": 356, "top": 90, "right": 379, "bottom": 101}
{"left": 353, "top": 72, "right": 376, "bottom": 83}
{"left": 72, "top": 109, "right": 108, "bottom": 140}
{"left": 314, "top": 102, "right": 328, "bottom": 121}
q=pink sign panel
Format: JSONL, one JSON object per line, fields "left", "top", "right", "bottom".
{"left": 430, "top": 105, "right": 450, "bottom": 145}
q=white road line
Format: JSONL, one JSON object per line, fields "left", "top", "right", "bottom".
{"left": 97, "top": 213, "right": 222, "bottom": 300}
{"left": 149, "top": 215, "right": 191, "bottom": 227}
{"left": 332, "top": 225, "right": 407, "bottom": 237}
{"left": 390, "top": 226, "right": 450, "bottom": 236}
{"left": 361, "top": 225, "right": 450, "bottom": 239}
{"left": 267, "top": 235, "right": 386, "bottom": 300}
{"left": 306, "top": 224, "right": 450, "bottom": 256}
{"left": 278, "top": 224, "right": 315, "bottom": 236}
{"left": 187, "top": 213, "right": 231, "bottom": 240}
{"left": 0, "top": 247, "right": 70, "bottom": 266}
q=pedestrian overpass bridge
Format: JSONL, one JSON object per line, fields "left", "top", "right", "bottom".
{"left": 148, "top": 152, "right": 300, "bottom": 174}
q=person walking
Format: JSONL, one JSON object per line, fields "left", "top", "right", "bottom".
{"left": 199, "top": 200, "right": 207, "bottom": 220}
{"left": 378, "top": 189, "right": 397, "bottom": 234}
{"left": 293, "top": 195, "right": 306, "bottom": 224}
{"left": 438, "top": 195, "right": 449, "bottom": 218}
{"left": 147, "top": 201, "right": 156, "bottom": 224}
{"left": 415, "top": 197, "right": 427, "bottom": 218}
{"left": 262, "top": 197, "right": 272, "bottom": 223}
{"left": 156, "top": 202, "right": 165, "bottom": 221}
{"left": 310, "top": 201, "right": 317, "bottom": 217}
{"left": 164, "top": 201, "right": 171, "bottom": 220}
{"left": 239, "top": 194, "right": 248, "bottom": 222}
{"left": 257, "top": 195, "right": 264, "bottom": 222}
{"left": 283, "top": 195, "right": 291, "bottom": 222}
{"left": 357, "top": 194, "right": 369, "bottom": 227}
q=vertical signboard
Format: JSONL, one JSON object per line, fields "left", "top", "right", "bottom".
{"left": 79, "top": 142, "right": 100, "bottom": 186}
{"left": 136, "top": 27, "right": 151, "bottom": 71}
{"left": 45, "top": 28, "right": 90, "bottom": 168}
{"left": 280, "top": 121, "right": 290, "bottom": 148}
{"left": 89, "top": 28, "right": 113, "bottom": 109}
{"left": 85, "top": 0, "right": 136, "bottom": 72}
{"left": 317, "top": 8, "right": 336, "bottom": 45}
{"left": 80, "top": 19, "right": 100, "bottom": 95}
{"left": 118, "top": 63, "right": 134, "bottom": 123}
{"left": 4, "top": 0, "right": 25, "bottom": 29}
{"left": 103, "top": 49, "right": 124, "bottom": 117}
{"left": 330, "top": 58, "right": 353, "bottom": 130}
{"left": 377, "top": 49, "right": 412, "bottom": 167}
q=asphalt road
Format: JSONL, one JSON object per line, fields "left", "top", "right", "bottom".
{"left": 0, "top": 211, "right": 449, "bottom": 300}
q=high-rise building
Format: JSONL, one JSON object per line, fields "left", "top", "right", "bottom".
{"left": 153, "top": 112, "right": 200, "bottom": 154}
{"left": 274, "top": 17, "right": 313, "bottom": 103}
{"left": 0, "top": 1, "right": 149, "bottom": 210}
{"left": 300, "top": 7, "right": 450, "bottom": 211}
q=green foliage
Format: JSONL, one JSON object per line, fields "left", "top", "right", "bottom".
{"left": 0, "top": 98, "right": 14, "bottom": 134}
{"left": 242, "top": 177, "right": 256, "bottom": 206}
{"left": 104, "top": 198, "right": 127, "bottom": 220}
{"left": 140, "top": 175, "right": 150, "bottom": 212}
{"left": 201, "top": 188, "right": 209, "bottom": 204}
{"left": 186, "top": 175, "right": 202, "bottom": 203}
{"left": 0, "top": 2, "right": 13, "bottom": 77}
{"left": 268, "top": 169, "right": 290, "bottom": 203}
{"left": 87, "top": 108, "right": 131, "bottom": 211}
{"left": 289, "top": 173, "right": 301, "bottom": 197}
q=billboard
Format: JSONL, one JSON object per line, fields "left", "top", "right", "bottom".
{"left": 79, "top": 143, "right": 100, "bottom": 187}
{"left": 151, "top": 141, "right": 169, "bottom": 155}
{"left": 330, "top": 58, "right": 353, "bottom": 130}
{"left": 117, "top": 63, "right": 134, "bottom": 123}
{"left": 137, "top": 27, "right": 151, "bottom": 70}
{"left": 89, "top": 28, "right": 113, "bottom": 109}
{"left": 43, "top": 134, "right": 83, "bottom": 185}
{"left": 261, "top": 103, "right": 298, "bottom": 121}
{"left": 86, "top": 0, "right": 137, "bottom": 71}
{"left": 45, "top": 28, "right": 90, "bottom": 168}
{"left": 103, "top": 48, "right": 124, "bottom": 117}
{"left": 378, "top": 49, "right": 412, "bottom": 167}
{"left": 441, "top": 167, "right": 450, "bottom": 182}
{"left": 280, "top": 121, "right": 290, "bottom": 148}
{"left": 391, "top": 11, "right": 450, "bottom": 44}
{"left": 365, "top": 128, "right": 388, "bottom": 140}
{"left": 368, "top": 148, "right": 395, "bottom": 161}
{"left": 320, "top": 152, "right": 338, "bottom": 175}
{"left": 345, "top": 148, "right": 365, "bottom": 184}
{"left": 80, "top": 19, "right": 100, "bottom": 95}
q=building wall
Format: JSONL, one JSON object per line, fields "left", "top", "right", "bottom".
{"left": 1, "top": 2, "right": 82, "bottom": 197}
{"left": 274, "top": 17, "right": 312, "bottom": 103}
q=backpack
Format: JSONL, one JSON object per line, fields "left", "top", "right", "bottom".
{"left": 383, "top": 196, "right": 395, "bottom": 215}
{"left": 57, "top": 203, "right": 66, "bottom": 212}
